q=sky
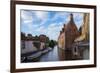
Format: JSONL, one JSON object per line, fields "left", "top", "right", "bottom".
{"left": 21, "top": 10, "right": 84, "bottom": 41}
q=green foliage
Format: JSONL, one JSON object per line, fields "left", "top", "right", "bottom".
{"left": 21, "top": 32, "right": 26, "bottom": 40}
{"left": 48, "top": 40, "right": 57, "bottom": 48}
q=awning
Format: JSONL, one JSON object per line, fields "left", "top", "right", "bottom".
{"left": 74, "top": 34, "right": 86, "bottom": 42}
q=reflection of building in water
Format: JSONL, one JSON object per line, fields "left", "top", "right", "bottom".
{"left": 58, "top": 13, "right": 89, "bottom": 60}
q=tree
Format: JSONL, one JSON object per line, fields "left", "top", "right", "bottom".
{"left": 21, "top": 32, "right": 26, "bottom": 40}
{"left": 34, "top": 35, "right": 39, "bottom": 41}
{"left": 27, "top": 34, "right": 32, "bottom": 37}
{"left": 49, "top": 40, "right": 56, "bottom": 48}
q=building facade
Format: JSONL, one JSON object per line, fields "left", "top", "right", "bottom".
{"left": 58, "top": 14, "right": 80, "bottom": 60}
{"left": 21, "top": 34, "right": 49, "bottom": 55}
{"left": 58, "top": 13, "right": 90, "bottom": 60}
{"left": 73, "top": 13, "right": 90, "bottom": 60}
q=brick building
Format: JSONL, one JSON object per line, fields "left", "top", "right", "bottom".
{"left": 58, "top": 14, "right": 80, "bottom": 60}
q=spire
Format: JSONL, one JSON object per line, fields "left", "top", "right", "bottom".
{"left": 70, "top": 13, "right": 74, "bottom": 22}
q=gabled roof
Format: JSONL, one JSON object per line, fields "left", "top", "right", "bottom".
{"left": 64, "top": 14, "right": 78, "bottom": 33}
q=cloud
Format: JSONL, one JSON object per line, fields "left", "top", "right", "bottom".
{"left": 50, "top": 12, "right": 69, "bottom": 23}
{"left": 21, "top": 10, "right": 84, "bottom": 41}
{"left": 34, "top": 11, "right": 48, "bottom": 20}
{"left": 73, "top": 13, "right": 84, "bottom": 29}
{"left": 21, "top": 10, "right": 49, "bottom": 35}
{"left": 31, "top": 11, "right": 49, "bottom": 25}
{"left": 46, "top": 23, "right": 63, "bottom": 41}
{"left": 21, "top": 10, "right": 33, "bottom": 24}
{"left": 36, "top": 26, "right": 45, "bottom": 32}
{"left": 32, "top": 22, "right": 63, "bottom": 41}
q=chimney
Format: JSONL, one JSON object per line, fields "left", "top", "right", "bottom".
{"left": 62, "top": 28, "right": 64, "bottom": 32}
{"left": 60, "top": 31, "right": 62, "bottom": 34}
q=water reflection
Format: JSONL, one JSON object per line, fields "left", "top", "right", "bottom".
{"left": 39, "top": 46, "right": 60, "bottom": 62}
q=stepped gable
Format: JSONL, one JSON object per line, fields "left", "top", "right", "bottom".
{"left": 64, "top": 14, "right": 79, "bottom": 36}
{"left": 64, "top": 13, "right": 79, "bottom": 49}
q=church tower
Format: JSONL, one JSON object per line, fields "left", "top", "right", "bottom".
{"left": 64, "top": 13, "right": 79, "bottom": 50}
{"left": 58, "top": 13, "right": 80, "bottom": 60}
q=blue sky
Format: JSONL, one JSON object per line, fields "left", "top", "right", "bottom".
{"left": 21, "top": 10, "right": 84, "bottom": 41}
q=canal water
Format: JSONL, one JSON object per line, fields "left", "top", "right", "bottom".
{"left": 39, "top": 46, "right": 60, "bottom": 62}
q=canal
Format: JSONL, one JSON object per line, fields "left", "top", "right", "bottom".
{"left": 39, "top": 46, "right": 60, "bottom": 62}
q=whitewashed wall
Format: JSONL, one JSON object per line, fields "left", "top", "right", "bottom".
{"left": 21, "top": 41, "right": 37, "bottom": 54}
